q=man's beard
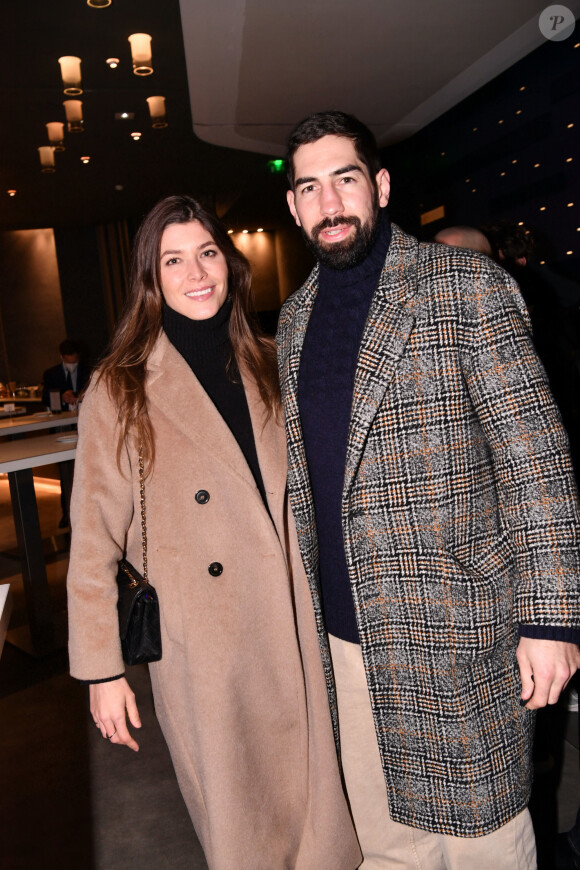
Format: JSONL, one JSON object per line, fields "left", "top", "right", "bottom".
{"left": 302, "top": 206, "right": 380, "bottom": 271}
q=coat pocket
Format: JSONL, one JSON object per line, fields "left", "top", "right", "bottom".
{"left": 356, "top": 537, "right": 515, "bottom": 666}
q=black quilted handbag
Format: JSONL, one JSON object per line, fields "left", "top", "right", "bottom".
{"left": 116, "top": 448, "right": 162, "bottom": 666}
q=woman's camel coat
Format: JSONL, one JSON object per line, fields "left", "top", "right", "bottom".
{"left": 68, "top": 333, "right": 360, "bottom": 870}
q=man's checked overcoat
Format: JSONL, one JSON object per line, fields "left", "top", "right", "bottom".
{"left": 276, "top": 223, "right": 580, "bottom": 838}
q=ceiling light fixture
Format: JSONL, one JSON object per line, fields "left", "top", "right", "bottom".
{"left": 58, "top": 56, "right": 83, "bottom": 95}
{"left": 146, "top": 96, "right": 167, "bottom": 128}
{"left": 87, "top": 0, "right": 112, "bottom": 6}
{"left": 46, "top": 121, "right": 65, "bottom": 151}
{"left": 38, "top": 146, "right": 56, "bottom": 173}
{"left": 80, "top": 156, "right": 90, "bottom": 164}
{"left": 257, "top": 228, "right": 264, "bottom": 232}
{"left": 242, "top": 229, "right": 249, "bottom": 234}
{"left": 106, "top": 57, "right": 119, "bottom": 69}
{"left": 128, "top": 33, "right": 153, "bottom": 76}
{"left": 63, "top": 99, "right": 84, "bottom": 132}
{"left": 7, "top": 190, "right": 16, "bottom": 197}
{"left": 227, "top": 229, "right": 234, "bottom": 234}
{"left": 130, "top": 131, "right": 142, "bottom": 140}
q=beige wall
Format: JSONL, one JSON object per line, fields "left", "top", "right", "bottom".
{"left": 232, "top": 230, "right": 280, "bottom": 310}
{"left": 0, "top": 229, "right": 66, "bottom": 386}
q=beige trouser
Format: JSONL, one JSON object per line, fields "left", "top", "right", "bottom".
{"left": 329, "top": 634, "right": 537, "bottom": 870}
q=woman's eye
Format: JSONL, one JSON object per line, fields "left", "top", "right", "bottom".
{"left": 165, "top": 257, "right": 179, "bottom": 266}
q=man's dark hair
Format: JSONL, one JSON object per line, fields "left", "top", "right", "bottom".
{"left": 286, "top": 110, "right": 382, "bottom": 189}
{"left": 59, "top": 339, "right": 79, "bottom": 356}
{"left": 480, "top": 221, "right": 535, "bottom": 268}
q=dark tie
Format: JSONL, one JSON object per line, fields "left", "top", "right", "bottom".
{"left": 65, "top": 369, "right": 73, "bottom": 391}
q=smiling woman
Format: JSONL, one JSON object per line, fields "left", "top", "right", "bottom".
{"left": 66, "top": 195, "right": 360, "bottom": 870}
{"left": 159, "top": 221, "right": 229, "bottom": 321}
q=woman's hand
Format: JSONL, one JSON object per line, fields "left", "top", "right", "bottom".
{"left": 90, "top": 677, "right": 142, "bottom": 751}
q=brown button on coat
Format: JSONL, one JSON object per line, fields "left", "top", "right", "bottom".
{"left": 67, "top": 333, "right": 361, "bottom": 870}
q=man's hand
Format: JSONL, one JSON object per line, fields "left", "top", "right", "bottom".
{"left": 517, "top": 636, "right": 580, "bottom": 709}
{"left": 62, "top": 389, "right": 77, "bottom": 406}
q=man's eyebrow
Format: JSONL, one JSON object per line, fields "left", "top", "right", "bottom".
{"left": 330, "top": 164, "right": 362, "bottom": 177}
{"left": 294, "top": 164, "right": 364, "bottom": 188}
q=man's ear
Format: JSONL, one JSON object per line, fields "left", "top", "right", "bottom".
{"left": 376, "top": 168, "right": 390, "bottom": 208}
{"left": 287, "top": 189, "right": 301, "bottom": 227}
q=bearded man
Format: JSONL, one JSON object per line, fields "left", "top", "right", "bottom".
{"left": 276, "top": 110, "right": 580, "bottom": 870}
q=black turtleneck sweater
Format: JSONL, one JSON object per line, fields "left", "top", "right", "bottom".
{"left": 297, "top": 210, "right": 391, "bottom": 643}
{"left": 162, "top": 301, "right": 267, "bottom": 506}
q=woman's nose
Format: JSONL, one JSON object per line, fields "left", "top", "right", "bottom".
{"left": 188, "top": 260, "right": 206, "bottom": 280}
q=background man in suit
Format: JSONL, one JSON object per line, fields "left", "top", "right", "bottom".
{"left": 276, "top": 111, "right": 580, "bottom": 869}
{"left": 42, "top": 339, "right": 91, "bottom": 411}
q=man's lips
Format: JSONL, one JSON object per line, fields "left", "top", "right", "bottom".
{"left": 319, "top": 223, "right": 353, "bottom": 243}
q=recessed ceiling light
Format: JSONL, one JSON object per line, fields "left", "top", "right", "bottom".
{"left": 115, "top": 112, "right": 135, "bottom": 120}
{"left": 540, "top": 206, "right": 547, "bottom": 211}
{"left": 512, "top": 159, "right": 518, "bottom": 164}
{"left": 257, "top": 228, "right": 264, "bottom": 232}
{"left": 130, "top": 131, "right": 142, "bottom": 140}
{"left": 567, "top": 202, "right": 574, "bottom": 207}
{"left": 566, "top": 250, "right": 573, "bottom": 255}
{"left": 520, "top": 86, "right": 526, "bottom": 91}
{"left": 568, "top": 123, "right": 574, "bottom": 129}
{"left": 80, "top": 156, "right": 90, "bottom": 164}
{"left": 566, "top": 157, "right": 573, "bottom": 163}
{"left": 242, "top": 229, "right": 249, "bottom": 234}
{"left": 534, "top": 163, "right": 540, "bottom": 168}
{"left": 7, "top": 189, "right": 16, "bottom": 197}
{"left": 227, "top": 229, "right": 234, "bottom": 234}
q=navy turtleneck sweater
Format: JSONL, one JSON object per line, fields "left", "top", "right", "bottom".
{"left": 162, "top": 300, "right": 267, "bottom": 506}
{"left": 297, "top": 210, "right": 391, "bottom": 643}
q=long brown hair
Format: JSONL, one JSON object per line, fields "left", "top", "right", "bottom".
{"left": 97, "top": 195, "right": 280, "bottom": 471}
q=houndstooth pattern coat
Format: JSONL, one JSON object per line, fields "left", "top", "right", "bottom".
{"left": 276, "top": 223, "right": 580, "bottom": 838}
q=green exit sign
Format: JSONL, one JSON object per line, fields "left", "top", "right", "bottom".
{"left": 267, "top": 159, "right": 285, "bottom": 174}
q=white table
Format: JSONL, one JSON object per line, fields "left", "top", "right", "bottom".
{"left": 0, "top": 410, "right": 77, "bottom": 438}
{"left": 0, "top": 406, "right": 26, "bottom": 418}
{"left": 0, "top": 433, "right": 77, "bottom": 655}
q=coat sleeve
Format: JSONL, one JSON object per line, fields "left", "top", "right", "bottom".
{"left": 67, "top": 376, "right": 136, "bottom": 680}
{"left": 461, "top": 260, "right": 580, "bottom": 633}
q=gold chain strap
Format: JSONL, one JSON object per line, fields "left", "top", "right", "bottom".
{"left": 138, "top": 446, "right": 148, "bottom": 583}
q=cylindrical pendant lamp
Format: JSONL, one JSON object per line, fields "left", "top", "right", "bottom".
{"left": 46, "top": 121, "right": 65, "bottom": 151}
{"left": 63, "top": 99, "right": 84, "bottom": 133}
{"left": 128, "top": 33, "right": 153, "bottom": 75}
{"left": 58, "top": 56, "right": 83, "bottom": 95}
{"left": 38, "top": 146, "right": 56, "bottom": 173}
{"left": 146, "top": 96, "right": 167, "bottom": 128}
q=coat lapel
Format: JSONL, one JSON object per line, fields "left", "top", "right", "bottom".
{"left": 146, "top": 333, "right": 258, "bottom": 495}
{"left": 241, "top": 368, "right": 287, "bottom": 521}
{"left": 278, "top": 270, "right": 320, "bottom": 560}
{"left": 344, "top": 225, "right": 418, "bottom": 496}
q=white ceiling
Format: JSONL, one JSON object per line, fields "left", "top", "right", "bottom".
{"left": 180, "top": 0, "right": 579, "bottom": 155}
